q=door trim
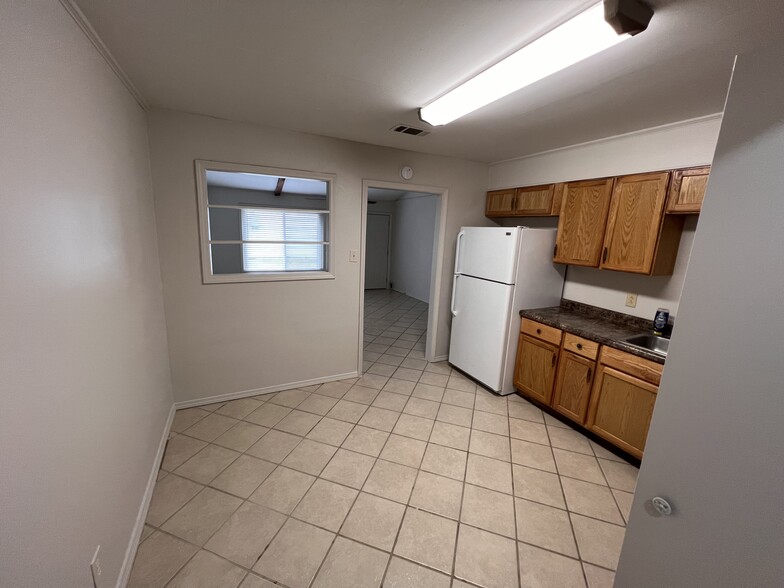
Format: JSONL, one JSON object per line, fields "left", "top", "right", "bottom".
{"left": 365, "top": 212, "right": 392, "bottom": 289}
{"left": 358, "top": 180, "right": 448, "bottom": 372}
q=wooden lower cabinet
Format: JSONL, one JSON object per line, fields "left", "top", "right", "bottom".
{"left": 586, "top": 366, "right": 658, "bottom": 459}
{"left": 551, "top": 351, "right": 595, "bottom": 425}
{"left": 514, "top": 334, "right": 559, "bottom": 405}
{"left": 514, "top": 317, "right": 662, "bottom": 458}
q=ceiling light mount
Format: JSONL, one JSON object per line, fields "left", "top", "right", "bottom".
{"left": 604, "top": 0, "right": 653, "bottom": 35}
{"left": 419, "top": 1, "right": 652, "bottom": 127}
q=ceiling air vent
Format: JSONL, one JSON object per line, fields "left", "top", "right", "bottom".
{"left": 391, "top": 124, "right": 430, "bottom": 137}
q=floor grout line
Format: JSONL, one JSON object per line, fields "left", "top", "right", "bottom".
{"left": 136, "top": 293, "right": 634, "bottom": 585}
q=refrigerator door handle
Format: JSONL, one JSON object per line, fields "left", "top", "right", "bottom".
{"left": 451, "top": 275, "right": 459, "bottom": 316}
{"left": 454, "top": 230, "right": 466, "bottom": 274}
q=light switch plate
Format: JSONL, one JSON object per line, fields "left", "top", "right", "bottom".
{"left": 349, "top": 249, "right": 360, "bottom": 263}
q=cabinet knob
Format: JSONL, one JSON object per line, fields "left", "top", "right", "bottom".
{"left": 536, "top": 328, "right": 542, "bottom": 335}
{"left": 576, "top": 343, "right": 583, "bottom": 350}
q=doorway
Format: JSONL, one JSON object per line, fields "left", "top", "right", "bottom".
{"left": 359, "top": 180, "right": 448, "bottom": 373}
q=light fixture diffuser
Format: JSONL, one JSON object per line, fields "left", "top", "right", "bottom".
{"left": 419, "top": 3, "right": 634, "bottom": 126}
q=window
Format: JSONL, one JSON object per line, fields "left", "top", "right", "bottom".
{"left": 241, "top": 209, "right": 325, "bottom": 272}
{"left": 195, "top": 160, "right": 334, "bottom": 283}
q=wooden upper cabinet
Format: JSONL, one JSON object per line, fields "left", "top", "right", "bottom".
{"left": 601, "top": 172, "right": 683, "bottom": 275}
{"left": 514, "top": 334, "right": 559, "bottom": 405}
{"left": 553, "top": 178, "right": 614, "bottom": 267}
{"left": 513, "top": 184, "right": 559, "bottom": 216}
{"left": 486, "top": 184, "right": 561, "bottom": 217}
{"left": 667, "top": 166, "right": 710, "bottom": 214}
{"left": 485, "top": 189, "right": 516, "bottom": 217}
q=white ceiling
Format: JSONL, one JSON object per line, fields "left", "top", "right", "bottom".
{"left": 74, "top": 0, "right": 784, "bottom": 163}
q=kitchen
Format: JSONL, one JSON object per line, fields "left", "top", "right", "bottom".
{"left": 2, "top": 1, "right": 783, "bottom": 587}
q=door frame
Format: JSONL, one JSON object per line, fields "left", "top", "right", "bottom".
{"left": 364, "top": 212, "right": 392, "bottom": 290}
{"left": 358, "top": 179, "right": 448, "bottom": 373}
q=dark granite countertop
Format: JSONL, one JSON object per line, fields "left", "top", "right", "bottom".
{"left": 519, "top": 300, "right": 666, "bottom": 364}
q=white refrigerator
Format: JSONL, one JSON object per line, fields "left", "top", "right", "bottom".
{"left": 448, "top": 227, "right": 565, "bottom": 395}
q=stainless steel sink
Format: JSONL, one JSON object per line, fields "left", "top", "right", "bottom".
{"left": 622, "top": 334, "right": 670, "bottom": 358}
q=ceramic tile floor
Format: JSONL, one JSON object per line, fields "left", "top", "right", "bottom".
{"left": 131, "top": 291, "right": 638, "bottom": 587}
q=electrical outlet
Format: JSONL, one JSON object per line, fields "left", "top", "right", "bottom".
{"left": 90, "top": 546, "right": 103, "bottom": 588}
{"left": 625, "top": 293, "right": 638, "bottom": 308}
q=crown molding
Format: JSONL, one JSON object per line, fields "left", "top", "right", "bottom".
{"left": 490, "top": 112, "right": 723, "bottom": 166}
{"left": 59, "top": 0, "right": 148, "bottom": 110}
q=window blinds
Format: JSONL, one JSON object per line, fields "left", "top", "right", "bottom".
{"left": 241, "top": 209, "right": 326, "bottom": 271}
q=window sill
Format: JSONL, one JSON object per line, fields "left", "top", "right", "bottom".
{"left": 203, "top": 271, "right": 336, "bottom": 284}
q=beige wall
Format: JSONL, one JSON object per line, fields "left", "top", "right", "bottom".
{"left": 0, "top": 2, "right": 173, "bottom": 587}
{"left": 147, "top": 110, "right": 490, "bottom": 403}
{"left": 390, "top": 194, "right": 439, "bottom": 302}
{"left": 489, "top": 115, "right": 722, "bottom": 319}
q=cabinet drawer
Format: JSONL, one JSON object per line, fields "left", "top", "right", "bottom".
{"left": 521, "top": 319, "right": 562, "bottom": 346}
{"left": 599, "top": 346, "right": 663, "bottom": 385}
{"left": 562, "top": 333, "right": 598, "bottom": 360}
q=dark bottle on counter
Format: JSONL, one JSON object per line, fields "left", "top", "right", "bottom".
{"left": 653, "top": 308, "right": 670, "bottom": 336}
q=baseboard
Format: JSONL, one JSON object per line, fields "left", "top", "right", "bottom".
{"left": 116, "top": 403, "right": 176, "bottom": 587}
{"left": 431, "top": 354, "right": 449, "bottom": 362}
{"left": 173, "top": 371, "right": 360, "bottom": 409}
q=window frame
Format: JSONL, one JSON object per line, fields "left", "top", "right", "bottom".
{"left": 195, "top": 159, "right": 335, "bottom": 284}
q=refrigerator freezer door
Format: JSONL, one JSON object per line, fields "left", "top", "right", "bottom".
{"left": 455, "top": 227, "right": 520, "bottom": 284}
{"left": 448, "top": 275, "right": 514, "bottom": 392}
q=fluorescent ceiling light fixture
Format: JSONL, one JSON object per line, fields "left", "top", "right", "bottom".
{"left": 419, "top": 3, "right": 633, "bottom": 126}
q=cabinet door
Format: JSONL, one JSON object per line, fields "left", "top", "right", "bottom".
{"left": 552, "top": 351, "right": 595, "bottom": 425}
{"left": 601, "top": 171, "right": 672, "bottom": 274}
{"left": 553, "top": 178, "right": 614, "bottom": 266}
{"left": 586, "top": 365, "right": 657, "bottom": 458}
{"left": 667, "top": 166, "right": 710, "bottom": 214}
{"left": 514, "top": 334, "right": 559, "bottom": 404}
{"left": 486, "top": 189, "right": 516, "bottom": 217}
{"left": 513, "top": 184, "right": 555, "bottom": 216}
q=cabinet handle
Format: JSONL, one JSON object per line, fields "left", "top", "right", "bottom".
{"left": 587, "top": 367, "right": 593, "bottom": 382}
{"left": 602, "top": 247, "right": 608, "bottom": 263}
{"left": 576, "top": 343, "right": 583, "bottom": 350}
{"left": 553, "top": 243, "right": 558, "bottom": 257}
{"left": 551, "top": 355, "right": 556, "bottom": 367}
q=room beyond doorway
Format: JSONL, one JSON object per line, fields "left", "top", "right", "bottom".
{"left": 359, "top": 181, "right": 447, "bottom": 372}
{"left": 362, "top": 290, "right": 428, "bottom": 372}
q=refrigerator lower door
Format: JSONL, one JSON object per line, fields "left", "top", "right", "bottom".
{"left": 448, "top": 274, "right": 513, "bottom": 392}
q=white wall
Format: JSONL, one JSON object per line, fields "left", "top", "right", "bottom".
{"left": 390, "top": 194, "right": 438, "bottom": 302}
{"left": 616, "top": 48, "right": 784, "bottom": 586}
{"left": 0, "top": 2, "right": 173, "bottom": 587}
{"left": 488, "top": 115, "right": 722, "bottom": 318}
{"left": 147, "top": 110, "right": 490, "bottom": 403}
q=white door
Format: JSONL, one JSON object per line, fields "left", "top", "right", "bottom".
{"left": 455, "top": 227, "right": 520, "bottom": 284}
{"left": 365, "top": 213, "right": 390, "bottom": 289}
{"left": 448, "top": 274, "right": 513, "bottom": 391}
